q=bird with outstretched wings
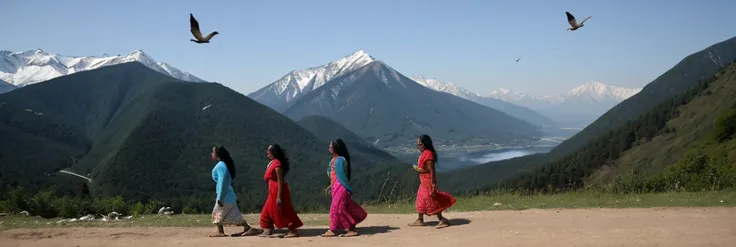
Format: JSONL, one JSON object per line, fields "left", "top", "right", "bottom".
{"left": 190, "top": 13, "right": 219, "bottom": 43}
{"left": 566, "top": 11, "right": 591, "bottom": 31}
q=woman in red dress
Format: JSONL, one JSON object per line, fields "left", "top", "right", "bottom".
{"left": 258, "top": 144, "right": 304, "bottom": 238}
{"left": 408, "top": 134, "right": 455, "bottom": 229}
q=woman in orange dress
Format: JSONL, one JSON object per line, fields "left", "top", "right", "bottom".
{"left": 258, "top": 144, "right": 303, "bottom": 238}
{"left": 408, "top": 134, "right": 455, "bottom": 229}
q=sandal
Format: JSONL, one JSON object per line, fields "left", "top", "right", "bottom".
{"left": 258, "top": 229, "right": 274, "bottom": 238}
{"left": 340, "top": 231, "right": 359, "bottom": 237}
{"left": 435, "top": 219, "right": 451, "bottom": 229}
{"left": 283, "top": 232, "right": 299, "bottom": 238}
{"left": 233, "top": 227, "right": 262, "bottom": 237}
{"left": 320, "top": 230, "right": 338, "bottom": 237}
{"left": 208, "top": 233, "right": 228, "bottom": 237}
{"left": 408, "top": 219, "right": 426, "bottom": 226}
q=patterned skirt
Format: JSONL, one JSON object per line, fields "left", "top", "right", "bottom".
{"left": 211, "top": 201, "right": 247, "bottom": 226}
{"left": 415, "top": 181, "right": 456, "bottom": 216}
{"left": 329, "top": 182, "right": 368, "bottom": 231}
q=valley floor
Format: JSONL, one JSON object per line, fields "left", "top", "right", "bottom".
{"left": 2, "top": 207, "right": 734, "bottom": 247}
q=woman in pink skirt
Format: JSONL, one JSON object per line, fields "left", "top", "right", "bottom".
{"left": 321, "top": 139, "right": 368, "bottom": 237}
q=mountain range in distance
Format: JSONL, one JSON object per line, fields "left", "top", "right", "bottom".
{"left": 1, "top": 47, "right": 641, "bottom": 132}
{"left": 413, "top": 76, "right": 642, "bottom": 128}
{"left": 248, "top": 49, "right": 643, "bottom": 131}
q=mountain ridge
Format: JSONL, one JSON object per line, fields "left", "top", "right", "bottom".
{"left": 410, "top": 76, "right": 556, "bottom": 127}
{"left": 489, "top": 81, "right": 642, "bottom": 105}
{"left": 283, "top": 60, "right": 541, "bottom": 149}
{"left": 248, "top": 50, "right": 376, "bottom": 112}
{"left": 0, "top": 49, "right": 207, "bottom": 89}
{"left": 487, "top": 81, "right": 643, "bottom": 127}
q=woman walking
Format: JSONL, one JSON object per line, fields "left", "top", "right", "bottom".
{"left": 209, "top": 146, "right": 260, "bottom": 237}
{"left": 408, "top": 135, "right": 455, "bottom": 229}
{"left": 259, "top": 144, "right": 303, "bottom": 238}
{"left": 321, "top": 139, "right": 368, "bottom": 237}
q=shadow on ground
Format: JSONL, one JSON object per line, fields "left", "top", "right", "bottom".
{"left": 296, "top": 225, "right": 399, "bottom": 237}
{"left": 422, "top": 218, "right": 472, "bottom": 227}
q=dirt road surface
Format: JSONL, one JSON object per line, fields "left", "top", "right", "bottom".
{"left": 2, "top": 207, "right": 734, "bottom": 247}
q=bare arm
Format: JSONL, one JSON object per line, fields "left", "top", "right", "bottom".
{"left": 275, "top": 167, "right": 284, "bottom": 202}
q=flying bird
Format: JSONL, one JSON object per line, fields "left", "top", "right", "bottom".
{"left": 202, "top": 104, "right": 212, "bottom": 111}
{"left": 516, "top": 58, "right": 521, "bottom": 62}
{"left": 566, "top": 11, "right": 591, "bottom": 31}
{"left": 190, "top": 13, "right": 219, "bottom": 43}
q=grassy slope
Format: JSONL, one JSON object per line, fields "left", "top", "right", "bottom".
{"left": 439, "top": 36, "right": 736, "bottom": 194}
{"left": 588, "top": 65, "right": 736, "bottom": 186}
{"left": 0, "top": 62, "right": 417, "bottom": 214}
{"left": 492, "top": 63, "right": 736, "bottom": 193}
{"left": 548, "top": 36, "right": 736, "bottom": 158}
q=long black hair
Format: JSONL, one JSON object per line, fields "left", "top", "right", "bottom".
{"left": 215, "top": 146, "right": 236, "bottom": 179}
{"left": 331, "top": 139, "right": 352, "bottom": 181}
{"left": 269, "top": 144, "right": 290, "bottom": 176}
{"left": 418, "top": 134, "right": 438, "bottom": 161}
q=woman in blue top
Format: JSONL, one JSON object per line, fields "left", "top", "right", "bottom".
{"left": 209, "top": 146, "right": 261, "bottom": 237}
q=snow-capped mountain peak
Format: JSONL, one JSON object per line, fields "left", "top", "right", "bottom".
{"left": 566, "top": 81, "right": 642, "bottom": 101}
{"left": 410, "top": 76, "right": 480, "bottom": 99}
{"left": 248, "top": 50, "right": 377, "bottom": 110}
{"left": 0, "top": 49, "right": 206, "bottom": 87}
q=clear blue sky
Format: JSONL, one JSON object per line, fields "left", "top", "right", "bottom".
{"left": 2, "top": 0, "right": 735, "bottom": 95}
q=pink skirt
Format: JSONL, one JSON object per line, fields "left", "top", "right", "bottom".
{"left": 329, "top": 182, "right": 368, "bottom": 230}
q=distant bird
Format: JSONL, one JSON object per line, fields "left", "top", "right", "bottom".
{"left": 202, "top": 104, "right": 212, "bottom": 111}
{"left": 566, "top": 11, "right": 591, "bottom": 31}
{"left": 516, "top": 58, "right": 521, "bottom": 62}
{"left": 190, "top": 13, "right": 219, "bottom": 43}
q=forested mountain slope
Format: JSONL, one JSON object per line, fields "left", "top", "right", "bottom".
{"left": 0, "top": 62, "right": 417, "bottom": 214}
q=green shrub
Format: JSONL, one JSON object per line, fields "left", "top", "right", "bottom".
{"left": 2, "top": 186, "right": 30, "bottom": 214}
{"left": 129, "top": 202, "right": 145, "bottom": 216}
{"left": 710, "top": 109, "right": 736, "bottom": 142}
{"left": 55, "top": 196, "right": 85, "bottom": 218}
{"left": 92, "top": 196, "right": 127, "bottom": 214}
{"left": 144, "top": 199, "right": 164, "bottom": 214}
{"left": 28, "top": 189, "right": 58, "bottom": 218}
{"left": 661, "top": 149, "right": 736, "bottom": 191}
{"left": 182, "top": 205, "right": 197, "bottom": 214}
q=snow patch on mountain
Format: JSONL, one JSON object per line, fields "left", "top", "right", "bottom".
{"left": 410, "top": 76, "right": 480, "bottom": 99}
{"left": 0, "top": 49, "right": 207, "bottom": 87}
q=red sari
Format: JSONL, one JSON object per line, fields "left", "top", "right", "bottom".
{"left": 259, "top": 159, "right": 303, "bottom": 230}
{"left": 415, "top": 149, "right": 456, "bottom": 215}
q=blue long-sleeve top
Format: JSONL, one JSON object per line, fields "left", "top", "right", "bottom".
{"left": 327, "top": 156, "right": 353, "bottom": 194}
{"left": 212, "top": 161, "right": 237, "bottom": 204}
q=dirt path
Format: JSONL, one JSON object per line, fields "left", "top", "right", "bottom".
{"left": 2, "top": 207, "right": 735, "bottom": 247}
